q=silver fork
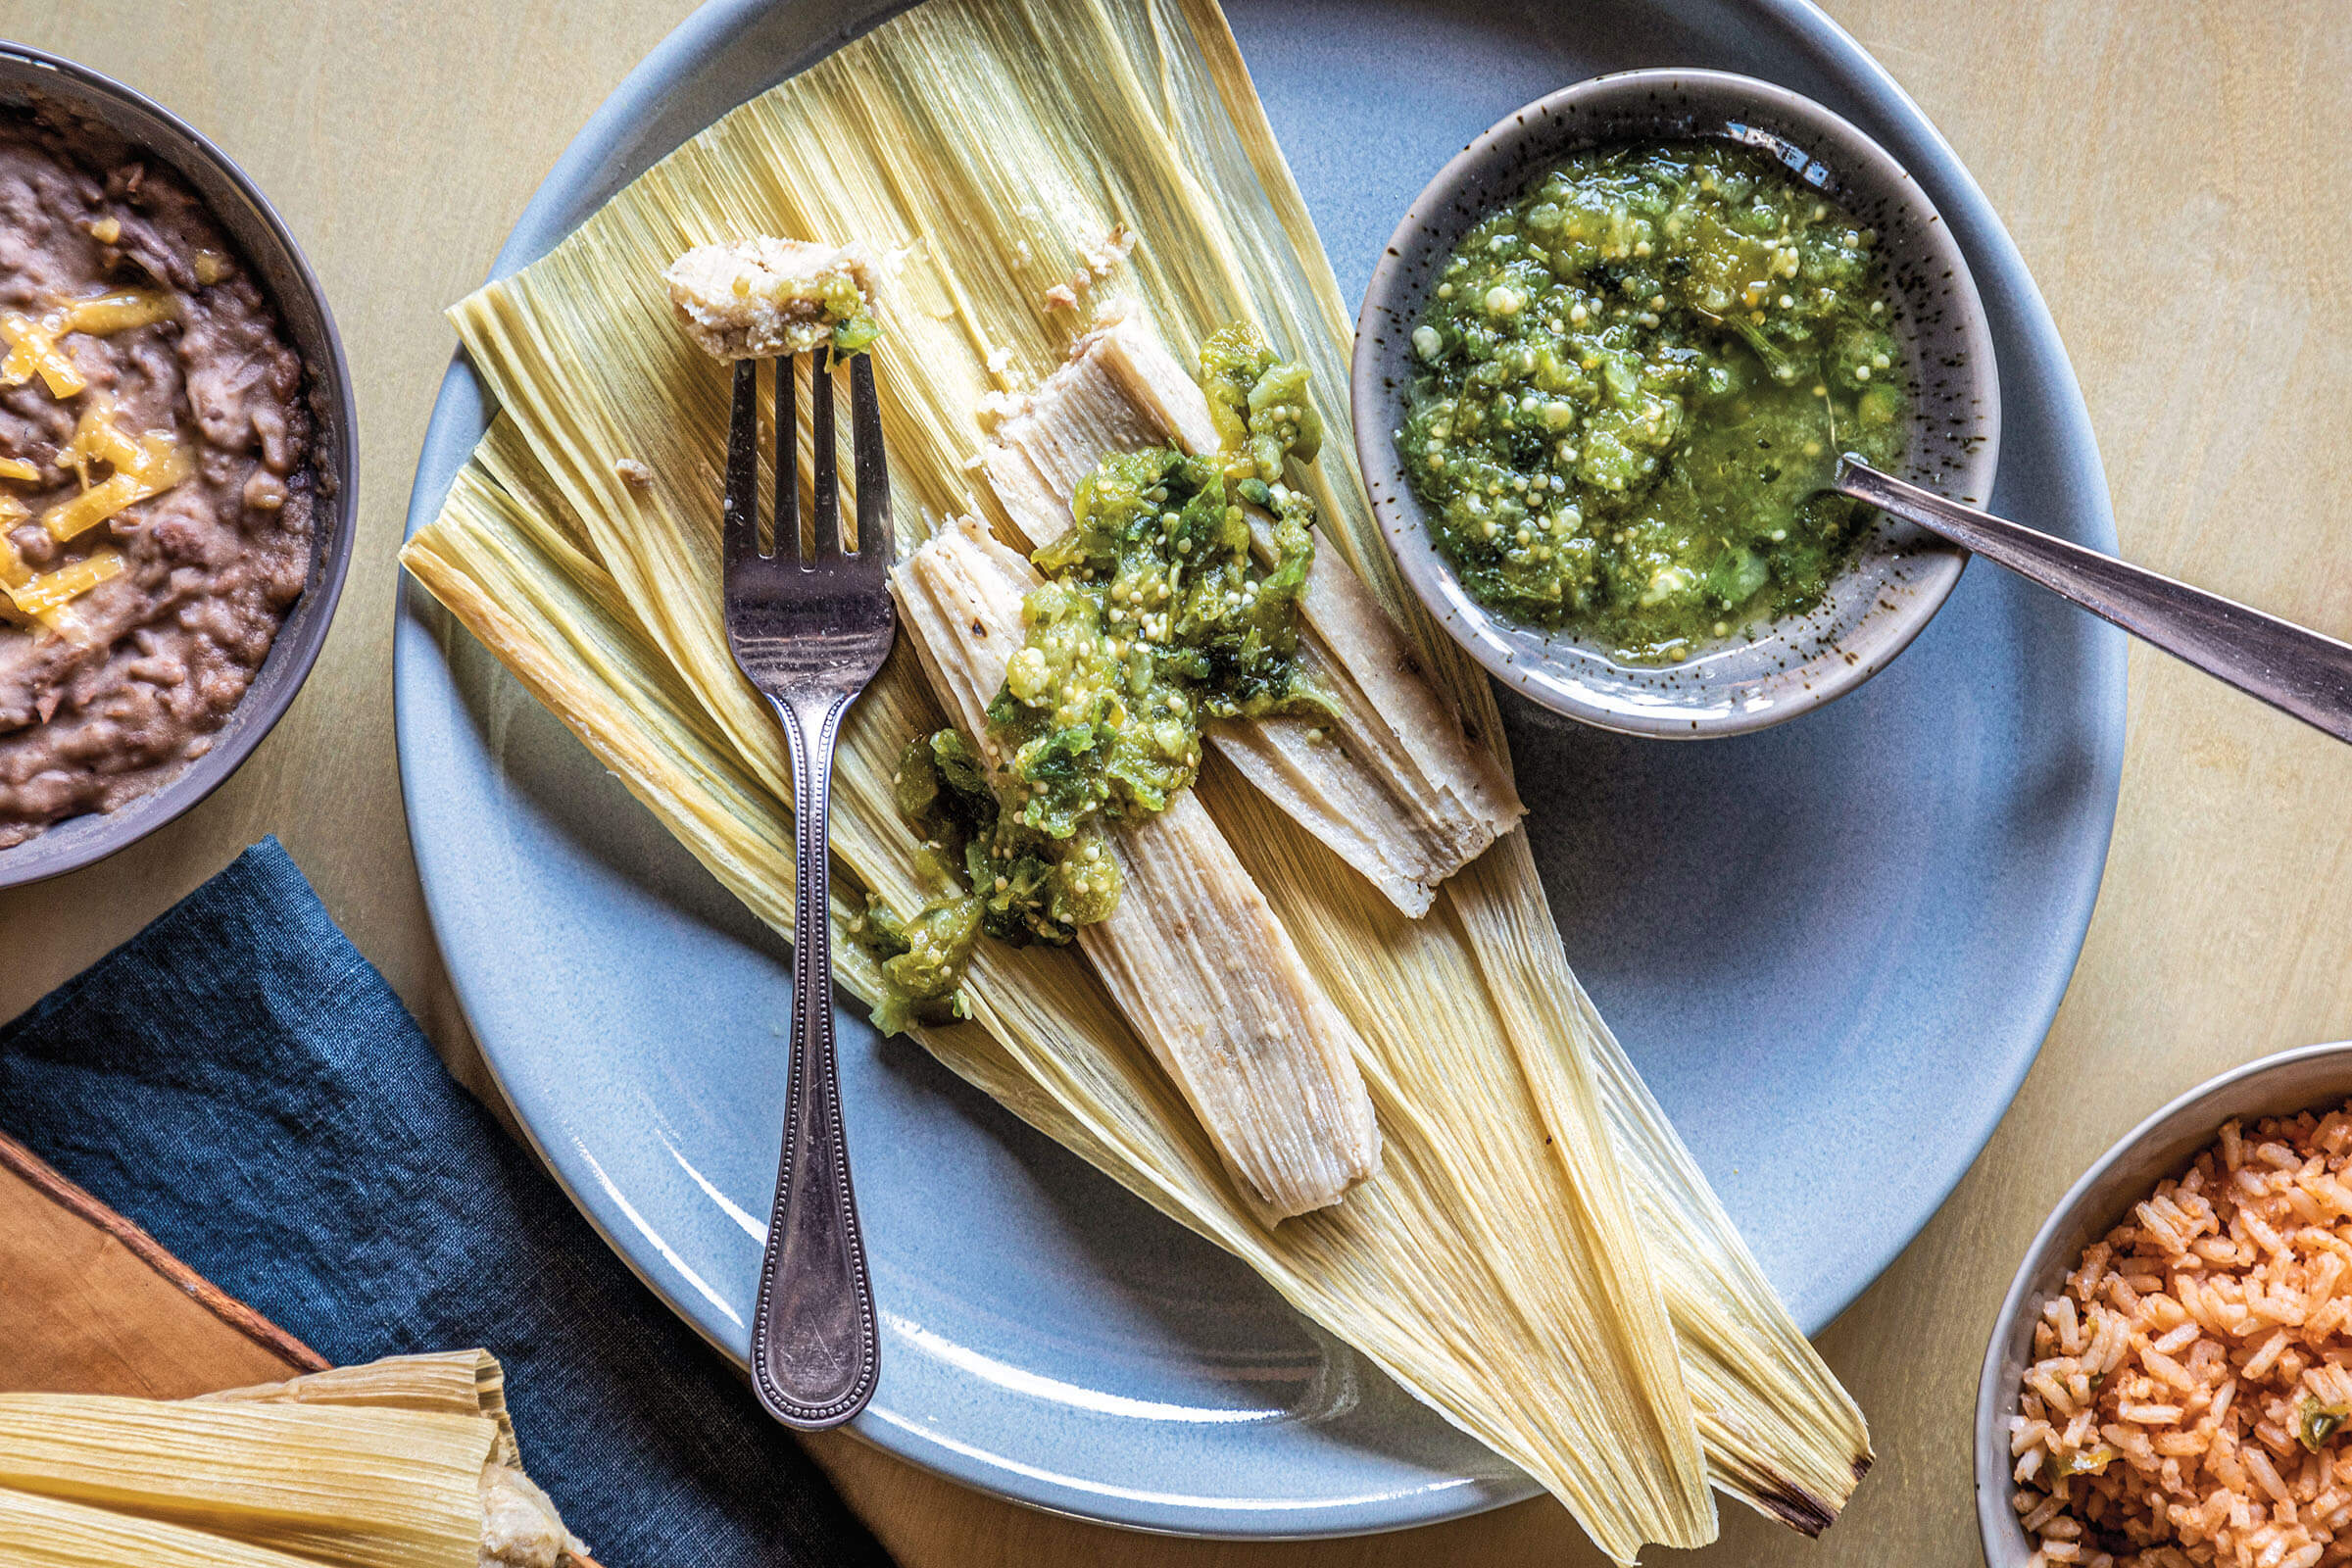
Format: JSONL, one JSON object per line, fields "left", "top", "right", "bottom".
{"left": 722, "top": 348, "right": 894, "bottom": 1430}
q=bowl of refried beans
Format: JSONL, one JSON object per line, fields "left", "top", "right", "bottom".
{"left": 0, "top": 43, "right": 355, "bottom": 887}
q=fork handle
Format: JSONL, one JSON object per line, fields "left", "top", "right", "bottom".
{"left": 749, "top": 689, "right": 880, "bottom": 1430}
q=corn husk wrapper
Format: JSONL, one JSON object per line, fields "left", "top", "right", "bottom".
{"left": 0, "top": 1396, "right": 496, "bottom": 1568}
{"left": 0, "top": 1352, "right": 578, "bottom": 1568}
{"left": 400, "top": 0, "right": 1871, "bottom": 1555}
{"left": 0, "top": 1488, "right": 326, "bottom": 1568}
{"left": 204, "top": 1349, "right": 522, "bottom": 1468}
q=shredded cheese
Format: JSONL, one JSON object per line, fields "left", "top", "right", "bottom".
{"left": 43, "top": 446, "right": 189, "bottom": 541}
{"left": 0, "top": 303, "right": 188, "bottom": 637}
{"left": 64, "top": 399, "right": 145, "bottom": 474}
{"left": 64, "top": 288, "right": 175, "bottom": 335}
{"left": 6, "top": 549, "right": 123, "bottom": 616}
{"left": 0, "top": 505, "right": 91, "bottom": 638}
{"left": 0, "top": 289, "right": 175, "bottom": 405}
{"left": 0, "top": 313, "right": 85, "bottom": 398}
{"left": 41, "top": 400, "right": 191, "bottom": 542}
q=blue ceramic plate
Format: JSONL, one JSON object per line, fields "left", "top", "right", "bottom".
{"left": 396, "top": 0, "right": 2126, "bottom": 1539}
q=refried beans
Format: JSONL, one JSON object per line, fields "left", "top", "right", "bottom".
{"left": 0, "top": 112, "right": 314, "bottom": 849}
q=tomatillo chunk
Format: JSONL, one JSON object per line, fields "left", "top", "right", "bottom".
{"left": 1398, "top": 140, "right": 1908, "bottom": 662}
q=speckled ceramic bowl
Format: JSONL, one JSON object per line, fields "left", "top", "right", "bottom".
{"left": 0, "top": 44, "right": 357, "bottom": 888}
{"left": 1977, "top": 1042, "right": 2352, "bottom": 1567}
{"left": 1352, "top": 69, "right": 1999, "bottom": 737}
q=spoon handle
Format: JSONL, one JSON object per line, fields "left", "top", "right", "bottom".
{"left": 1836, "top": 457, "right": 2352, "bottom": 744}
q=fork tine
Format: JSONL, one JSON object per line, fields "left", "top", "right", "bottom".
{"left": 773, "top": 353, "right": 799, "bottom": 561}
{"left": 810, "top": 348, "right": 841, "bottom": 559}
{"left": 723, "top": 358, "right": 760, "bottom": 570}
{"left": 849, "top": 353, "right": 892, "bottom": 563}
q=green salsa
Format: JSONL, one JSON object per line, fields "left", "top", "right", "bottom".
{"left": 854, "top": 323, "right": 1326, "bottom": 1032}
{"left": 806, "top": 262, "right": 880, "bottom": 354}
{"left": 1397, "top": 140, "right": 1908, "bottom": 661}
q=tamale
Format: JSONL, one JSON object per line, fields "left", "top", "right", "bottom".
{"left": 0, "top": 1480, "right": 574, "bottom": 1568}
{"left": 204, "top": 1350, "right": 522, "bottom": 1468}
{"left": 412, "top": 442, "right": 1858, "bottom": 1556}
{"left": 978, "top": 304, "right": 1521, "bottom": 916}
{"left": 405, "top": 0, "right": 1872, "bottom": 1553}
{"left": 0, "top": 1488, "right": 321, "bottom": 1568}
{"left": 0, "top": 1354, "right": 582, "bottom": 1568}
{"left": 412, "top": 462, "right": 1720, "bottom": 1555}
{"left": 892, "top": 517, "right": 1382, "bottom": 1216}
{"left": 1167, "top": 2, "right": 1875, "bottom": 1524}
{"left": 0, "top": 1396, "right": 498, "bottom": 1568}
{"left": 425, "top": 451, "right": 1864, "bottom": 1522}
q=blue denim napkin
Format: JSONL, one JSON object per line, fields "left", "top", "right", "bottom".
{"left": 0, "top": 838, "right": 893, "bottom": 1568}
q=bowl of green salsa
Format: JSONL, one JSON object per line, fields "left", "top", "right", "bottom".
{"left": 1354, "top": 70, "right": 1999, "bottom": 736}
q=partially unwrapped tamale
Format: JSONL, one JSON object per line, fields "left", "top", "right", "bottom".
{"left": 978, "top": 303, "right": 1522, "bottom": 916}
{"left": 893, "top": 515, "right": 1382, "bottom": 1216}
{"left": 399, "top": 0, "right": 1871, "bottom": 1557}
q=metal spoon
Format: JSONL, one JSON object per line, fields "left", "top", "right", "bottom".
{"left": 1835, "top": 457, "right": 2352, "bottom": 744}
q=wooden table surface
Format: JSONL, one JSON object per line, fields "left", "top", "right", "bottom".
{"left": 3, "top": 2, "right": 2347, "bottom": 1563}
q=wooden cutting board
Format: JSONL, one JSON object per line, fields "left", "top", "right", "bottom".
{"left": 0, "top": 1126, "right": 326, "bottom": 1396}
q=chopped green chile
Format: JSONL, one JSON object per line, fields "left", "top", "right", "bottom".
{"left": 850, "top": 890, "right": 979, "bottom": 1036}
{"left": 814, "top": 270, "right": 881, "bottom": 354}
{"left": 897, "top": 727, "right": 1120, "bottom": 949}
{"left": 1398, "top": 139, "right": 1909, "bottom": 662}
{"left": 1201, "top": 321, "right": 1322, "bottom": 494}
{"left": 866, "top": 326, "right": 1328, "bottom": 1030}
{"left": 2301, "top": 1398, "right": 2348, "bottom": 1453}
{"left": 995, "top": 323, "right": 1326, "bottom": 841}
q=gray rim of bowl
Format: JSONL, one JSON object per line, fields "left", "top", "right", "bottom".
{"left": 0, "top": 42, "right": 358, "bottom": 891}
{"left": 1975, "top": 1040, "right": 2352, "bottom": 1564}
{"left": 1351, "top": 67, "right": 2000, "bottom": 738}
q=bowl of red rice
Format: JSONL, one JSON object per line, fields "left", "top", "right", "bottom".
{"left": 1980, "top": 1042, "right": 2352, "bottom": 1568}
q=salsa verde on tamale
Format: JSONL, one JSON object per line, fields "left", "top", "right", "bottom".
{"left": 858, "top": 324, "right": 1327, "bottom": 1029}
